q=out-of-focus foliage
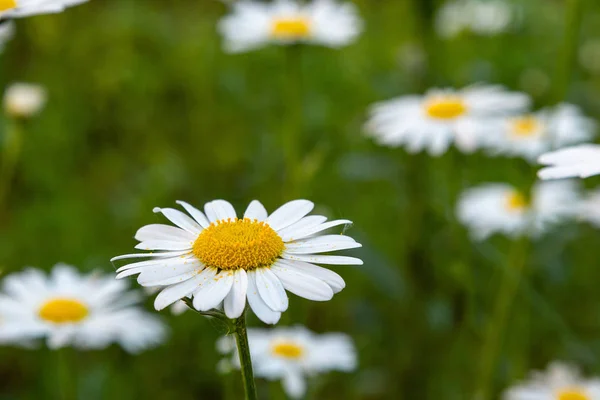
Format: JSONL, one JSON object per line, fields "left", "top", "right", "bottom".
{"left": 1, "top": 0, "right": 600, "bottom": 398}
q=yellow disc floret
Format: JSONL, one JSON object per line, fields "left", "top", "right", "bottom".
{"left": 425, "top": 96, "right": 467, "bottom": 120}
{"left": 272, "top": 341, "right": 305, "bottom": 359}
{"left": 511, "top": 116, "right": 541, "bottom": 137}
{"left": 0, "top": 0, "right": 16, "bottom": 12}
{"left": 39, "top": 298, "right": 89, "bottom": 324}
{"left": 193, "top": 218, "right": 284, "bottom": 271}
{"left": 557, "top": 389, "right": 590, "bottom": 400}
{"left": 505, "top": 191, "right": 528, "bottom": 212}
{"left": 271, "top": 17, "right": 311, "bottom": 40}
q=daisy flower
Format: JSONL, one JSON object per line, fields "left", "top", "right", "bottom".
{"left": 503, "top": 362, "right": 600, "bottom": 400}
{"left": 218, "top": 0, "right": 362, "bottom": 53}
{"left": 3, "top": 82, "right": 47, "bottom": 119}
{"left": 538, "top": 144, "right": 600, "bottom": 180}
{"left": 482, "top": 104, "right": 596, "bottom": 162}
{"left": 365, "top": 84, "right": 530, "bottom": 155}
{"left": 457, "top": 181, "right": 580, "bottom": 240}
{"left": 112, "top": 199, "right": 362, "bottom": 325}
{"left": 219, "top": 326, "right": 357, "bottom": 399}
{"left": 0, "top": 0, "right": 88, "bottom": 19}
{"left": 0, "top": 264, "right": 166, "bottom": 352}
{"left": 436, "top": 0, "right": 513, "bottom": 39}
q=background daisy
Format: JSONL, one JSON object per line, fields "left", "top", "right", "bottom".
{"left": 113, "top": 199, "right": 362, "bottom": 325}
{"left": 219, "top": 326, "right": 357, "bottom": 399}
{"left": 0, "top": 264, "right": 166, "bottom": 352}
{"left": 538, "top": 144, "right": 600, "bottom": 180}
{"left": 218, "top": 0, "right": 363, "bottom": 53}
{"left": 0, "top": 0, "right": 89, "bottom": 19}
{"left": 435, "top": 0, "right": 514, "bottom": 39}
{"left": 365, "top": 84, "right": 530, "bottom": 155}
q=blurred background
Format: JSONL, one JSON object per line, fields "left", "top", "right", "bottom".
{"left": 1, "top": 0, "right": 600, "bottom": 398}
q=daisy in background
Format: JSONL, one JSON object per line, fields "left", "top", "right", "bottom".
{"left": 577, "top": 188, "right": 600, "bottom": 229}
{"left": 503, "top": 361, "right": 600, "bottom": 400}
{"left": 3, "top": 83, "right": 47, "bottom": 119}
{"left": 365, "top": 84, "right": 530, "bottom": 155}
{"left": 538, "top": 144, "right": 600, "bottom": 180}
{"left": 0, "top": 0, "right": 89, "bottom": 19}
{"left": 0, "top": 264, "right": 166, "bottom": 352}
{"left": 218, "top": 0, "right": 362, "bottom": 53}
{"left": 436, "top": 0, "right": 513, "bottom": 39}
{"left": 482, "top": 104, "right": 596, "bottom": 162}
{"left": 112, "top": 199, "right": 362, "bottom": 325}
{"left": 0, "top": 20, "right": 14, "bottom": 51}
{"left": 218, "top": 326, "right": 357, "bottom": 399}
{"left": 457, "top": 180, "right": 580, "bottom": 240}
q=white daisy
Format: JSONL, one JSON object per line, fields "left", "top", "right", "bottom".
{"left": 3, "top": 82, "right": 46, "bottom": 119}
{"left": 578, "top": 188, "right": 600, "bottom": 229}
{"left": 219, "top": 326, "right": 357, "bottom": 399}
{"left": 482, "top": 104, "right": 596, "bottom": 162}
{"left": 0, "top": 264, "right": 166, "bottom": 353}
{"left": 0, "top": 20, "right": 14, "bottom": 51}
{"left": 503, "top": 362, "right": 600, "bottom": 400}
{"left": 112, "top": 199, "right": 362, "bottom": 325}
{"left": 0, "top": 0, "right": 88, "bottom": 19}
{"left": 436, "top": 0, "right": 513, "bottom": 39}
{"left": 538, "top": 145, "right": 600, "bottom": 180}
{"left": 365, "top": 84, "right": 530, "bottom": 156}
{"left": 218, "top": 0, "right": 362, "bottom": 53}
{"left": 457, "top": 181, "right": 580, "bottom": 240}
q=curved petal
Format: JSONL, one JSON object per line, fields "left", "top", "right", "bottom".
{"left": 135, "top": 240, "right": 193, "bottom": 251}
{"left": 135, "top": 224, "right": 196, "bottom": 242}
{"left": 136, "top": 261, "right": 202, "bottom": 287}
{"left": 276, "top": 259, "right": 345, "bottom": 293}
{"left": 246, "top": 271, "right": 281, "bottom": 325}
{"left": 244, "top": 200, "right": 268, "bottom": 221}
{"left": 276, "top": 216, "right": 327, "bottom": 239}
{"left": 267, "top": 200, "right": 314, "bottom": 231}
{"left": 154, "top": 272, "right": 211, "bottom": 310}
{"left": 280, "top": 219, "right": 352, "bottom": 242}
{"left": 271, "top": 263, "right": 334, "bottom": 301}
{"left": 224, "top": 270, "right": 248, "bottom": 319}
{"left": 153, "top": 207, "right": 202, "bottom": 234}
{"left": 193, "top": 271, "right": 234, "bottom": 311}
{"left": 281, "top": 253, "right": 363, "bottom": 265}
{"left": 176, "top": 200, "right": 211, "bottom": 228}
{"left": 204, "top": 200, "right": 237, "bottom": 222}
{"left": 110, "top": 250, "right": 190, "bottom": 263}
{"left": 254, "top": 268, "right": 288, "bottom": 312}
{"left": 284, "top": 235, "right": 362, "bottom": 254}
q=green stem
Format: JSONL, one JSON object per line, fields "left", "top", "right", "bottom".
{"left": 233, "top": 309, "right": 258, "bottom": 400}
{"left": 475, "top": 239, "right": 529, "bottom": 400}
{"left": 0, "top": 118, "right": 23, "bottom": 211}
{"left": 554, "top": 0, "right": 583, "bottom": 102}
{"left": 57, "top": 349, "right": 75, "bottom": 400}
{"left": 282, "top": 45, "right": 303, "bottom": 200}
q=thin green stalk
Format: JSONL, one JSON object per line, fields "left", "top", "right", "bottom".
{"left": 553, "top": 0, "right": 583, "bottom": 102}
{"left": 475, "top": 239, "right": 529, "bottom": 400}
{"left": 233, "top": 310, "right": 258, "bottom": 400}
{"left": 0, "top": 118, "right": 23, "bottom": 211}
{"left": 282, "top": 45, "right": 303, "bottom": 200}
{"left": 57, "top": 348, "right": 75, "bottom": 400}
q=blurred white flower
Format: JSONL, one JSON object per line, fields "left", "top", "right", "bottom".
{"left": 579, "top": 188, "right": 600, "bottom": 229}
{"left": 365, "top": 84, "right": 530, "bottom": 155}
{"left": 503, "top": 362, "right": 600, "bottom": 400}
{"left": 112, "top": 199, "right": 362, "bottom": 325}
{"left": 3, "top": 83, "right": 47, "bottom": 119}
{"left": 0, "top": 264, "right": 166, "bottom": 352}
{"left": 538, "top": 145, "right": 600, "bottom": 180}
{"left": 219, "top": 326, "right": 357, "bottom": 399}
{"left": 218, "top": 0, "right": 362, "bottom": 53}
{"left": 0, "top": 21, "right": 14, "bottom": 51}
{"left": 0, "top": 0, "right": 89, "bottom": 19}
{"left": 436, "top": 0, "right": 513, "bottom": 39}
{"left": 482, "top": 104, "right": 596, "bottom": 162}
{"left": 457, "top": 181, "right": 580, "bottom": 240}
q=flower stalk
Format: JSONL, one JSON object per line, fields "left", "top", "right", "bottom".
{"left": 233, "top": 310, "right": 258, "bottom": 400}
{"left": 0, "top": 118, "right": 23, "bottom": 211}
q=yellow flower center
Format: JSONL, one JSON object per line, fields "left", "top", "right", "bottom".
{"left": 193, "top": 218, "right": 284, "bottom": 271}
{"left": 511, "top": 116, "right": 541, "bottom": 137}
{"left": 505, "top": 191, "right": 528, "bottom": 212}
{"left": 272, "top": 341, "right": 304, "bottom": 359}
{"left": 0, "top": 0, "right": 16, "bottom": 12}
{"left": 38, "top": 298, "right": 89, "bottom": 324}
{"left": 424, "top": 96, "right": 467, "bottom": 120}
{"left": 271, "top": 17, "right": 311, "bottom": 40}
{"left": 557, "top": 389, "right": 590, "bottom": 400}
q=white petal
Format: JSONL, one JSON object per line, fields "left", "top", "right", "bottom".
{"left": 204, "top": 200, "right": 237, "bottom": 222}
{"left": 282, "top": 253, "right": 363, "bottom": 265}
{"left": 254, "top": 268, "right": 288, "bottom": 312}
{"left": 244, "top": 200, "right": 268, "bottom": 221}
{"left": 284, "top": 235, "right": 362, "bottom": 254}
{"left": 267, "top": 200, "right": 314, "bottom": 231}
{"left": 135, "top": 224, "right": 196, "bottom": 242}
{"left": 277, "top": 259, "right": 345, "bottom": 293}
{"left": 153, "top": 207, "right": 202, "bottom": 234}
{"left": 154, "top": 272, "right": 210, "bottom": 310}
{"left": 176, "top": 200, "right": 211, "bottom": 228}
{"left": 135, "top": 240, "right": 192, "bottom": 251}
{"left": 111, "top": 250, "right": 190, "bottom": 263}
{"left": 224, "top": 270, "right": 248, "bottom": 319}
{"left": 115, "top": 254, "right": 194, "bottom": 274}
{"left": 246, "top": 271, "right": 281, "bottom": 325}
{"left": 280, "top": 219, "right": 352, "bottom": 242}
{"left": 282, "top": 369, "right": 307, "bottom": 399}
{"left": 136, "top": 262, "right": 202, "bottom": 287}
{"left": 276, "top": 216, "right": 327, "bottom": 239}
{"left": 271, "top": 263, "right": 334, "bottom": 301}
{"left": 193, "top": 271, "right": 234, "bottom": 311}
